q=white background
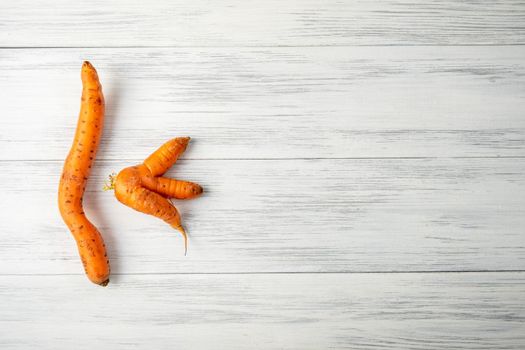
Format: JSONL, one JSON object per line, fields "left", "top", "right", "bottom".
{"left": 1, "top": 1, "right": 524, "bottom": 349}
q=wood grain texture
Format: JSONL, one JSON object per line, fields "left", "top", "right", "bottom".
{"left": 1, "top": 158, "right": 523, "bottom": 274}
{"left": 2, "top": 1, "right": 525, "bottom": 348}
{"left": 1, "top": 273, "right": 524, "bottom": 349}
{"left": 1, "top": 46, "right": 525, "bottom": 160}
{"left": 1, "top": 0, "right": 525, "bottom": 47}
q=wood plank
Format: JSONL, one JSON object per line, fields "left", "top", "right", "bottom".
{"left": 1, "top": 1, "right": 525, "bottom": 47}
{"left": 1, "top": 158, "right": 524, "bottom": 274}
{"left": 1, "top": 46, "right": 525, "bottom": 160}
{"left": 1, "top": 272, "right": 524, "bottom": 349}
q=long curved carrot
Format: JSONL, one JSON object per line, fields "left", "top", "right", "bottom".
{"left": 58, "top": 61, "right": 110, "bottom": 286}
{"left": 108, "top": 137, "right": 202, "bottom": 254}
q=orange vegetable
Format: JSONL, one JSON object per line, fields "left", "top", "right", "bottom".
{"left": 108, "top": 137, "right": 202, "bottom": 254}
{"left": 58, "top": 61, "right": 110, "bottom": 286}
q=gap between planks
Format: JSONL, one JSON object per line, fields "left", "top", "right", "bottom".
{"left": 2, "top": 44, "right": 525, "bottom": 49}
{"left": 2, "top": 270, "right": 525, "bottom": 277}
{"left": 1, "top": 156, "right": 525, "bottom": 163}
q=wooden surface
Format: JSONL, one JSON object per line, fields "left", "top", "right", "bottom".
{"left": 1, "top": 1, "right": 524, "bottom": 349}
{"left": 1, "top": 0, "right": 525, "bottom": 46}
{"left": 1, "top": 273, "right": 524, "bottom": 350}
{"left": 1, "top": 158, "right": 525, "bottom": 274}
{"left": 2, "top": 46, "right": 525, "bottom": 160}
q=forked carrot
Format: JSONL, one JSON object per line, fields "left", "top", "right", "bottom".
{"left": 107, "top": 137, "right": 202, "bottom": 253}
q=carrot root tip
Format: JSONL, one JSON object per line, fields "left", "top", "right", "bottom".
{"left": 178, "top": 137, "right": 191, "bottom": 146}
{"left": 99, "top": 279, "right": 110, "bottom": 287}
{"left": 174, "top": 225, "right": 188, "bottom": 256}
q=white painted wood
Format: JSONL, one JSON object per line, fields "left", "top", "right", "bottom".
{"left": 1, "top": 1, "right": 525, "bottom": 47}
{"left": 2, "top": 1, "right": 525, "bottom": 348}
{"left": 1, "top": 46, "right": 525, "bottom": 160}
{"left": 1, "top": 158, "right": 524, "bottom": 274}
{"left": 1, "top": 273, "right": 524, "bottom": 349}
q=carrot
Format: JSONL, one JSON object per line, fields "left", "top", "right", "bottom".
{"left": 58, "top": 61, "right": 110, "bottom": 286}
{"left": 107, "top": 137, "right": 202, "bottom": 254}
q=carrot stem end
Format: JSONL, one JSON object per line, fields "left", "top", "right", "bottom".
{"left": 102, "top": 173, "right": 117, "bottom": 191}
